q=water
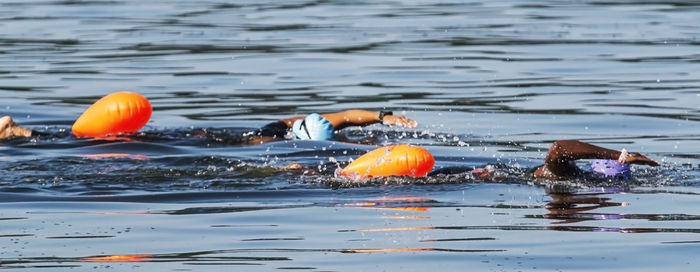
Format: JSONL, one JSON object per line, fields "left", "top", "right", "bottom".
{"left": 2, "top": 0, "right": 700, "bottom": 271}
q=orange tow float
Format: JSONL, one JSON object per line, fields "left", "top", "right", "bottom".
{"left": 72, "top": 91, "right": 152, "bottom": 138}
{"left": 340, "top": 144, "right": 434, "bottom": 179}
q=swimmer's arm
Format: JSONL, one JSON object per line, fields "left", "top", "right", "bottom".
{"left": 279, "top": 110, "right": 417, "bottom": 130}
{"left": 546, "top": 140, "right": 658, "bottom": 165}
{"left": 322, "top": 110, "right": 417, "bottom": 130}
{"left": 539, "top": 140, "right": 659, "bottom": 177}
{"left": 545, "top": 140, "right": 620, "bottom": 163}
{"left": 0, "top": 116, "right": 32, "bottom": 139}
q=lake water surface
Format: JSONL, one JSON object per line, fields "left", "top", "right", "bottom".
{"left": 1, "top": 1, "right": 700, "bottom": 271}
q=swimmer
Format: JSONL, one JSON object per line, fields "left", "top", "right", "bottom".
{"left": 531, "top": 140, "right": 658, "bottom": 179}
{"left": 250, "top": 110, "right": 417, "bottom": 144}
{"left": 1, "top": 109, "right": 417, "bottom": 141}
{"left": 429, "top": 140, "right": 659, "bottom": 180}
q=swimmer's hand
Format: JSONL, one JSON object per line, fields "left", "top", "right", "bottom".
{"left": 470, "top": 167, "right": 494, "bottom": 178}
{"left": 624, "top": 152, "right": 659, "bottom": 166}
{"left": 284, "top": 162, "right": 317, "bottom": 175}
{"left": 0, "top": 116, "right": 32, "bottom": 139}
{"left": 381, "top": 114, "right": 418, "bottom": 128}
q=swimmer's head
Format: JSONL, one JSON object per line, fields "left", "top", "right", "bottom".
{"left": 292, "top": 113, "right": 334, "bottom": 140}
{"left": 591, "top": 159, "right": 631, "bottom": 180}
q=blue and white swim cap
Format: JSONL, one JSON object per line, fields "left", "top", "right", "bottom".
{"left": 292, "top": 113, "right": 334, "bottom": 140}
{"left": 591, "top": 159, "right": 631, "bottom": 180}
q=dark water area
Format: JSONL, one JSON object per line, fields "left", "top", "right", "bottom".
{"left": 2, "top": 0, "right": 700, "bottom": 271}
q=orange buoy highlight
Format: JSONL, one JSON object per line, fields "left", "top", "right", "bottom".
{"left": 72, "top": 91, "right": 152, "bottom": 138}
{"left": 81, "top": 254, "right": 153, "bottom": 262}
{"left": 340, "top": 144, "right": 434, "bottom": 179}
{"left": 80, "top": 153, "right": 150, "bottom": 160}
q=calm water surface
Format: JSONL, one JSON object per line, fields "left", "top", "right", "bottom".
{"left": 1, "top": 0, "right": 700, "bottom": 271}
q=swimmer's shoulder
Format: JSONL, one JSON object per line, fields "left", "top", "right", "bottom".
{"left": 427, "top": 166, "right": 475, "bottom": 176}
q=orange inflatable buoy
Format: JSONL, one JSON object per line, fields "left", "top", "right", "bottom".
{"left": 72, "top": 91, "right": 152, "bottom": 138}
{"left": 340, "top": 144, "right": 434, "bottom": 179}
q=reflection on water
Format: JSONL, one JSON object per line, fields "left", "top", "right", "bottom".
{"left": 2, "top": 0, "right": 700, "bottom": 271}
{"left": 1, "top": 186, "right": 699, "bottom": 270}
{"left": 544, "top": 190, "right": 627, "bottom": 224}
